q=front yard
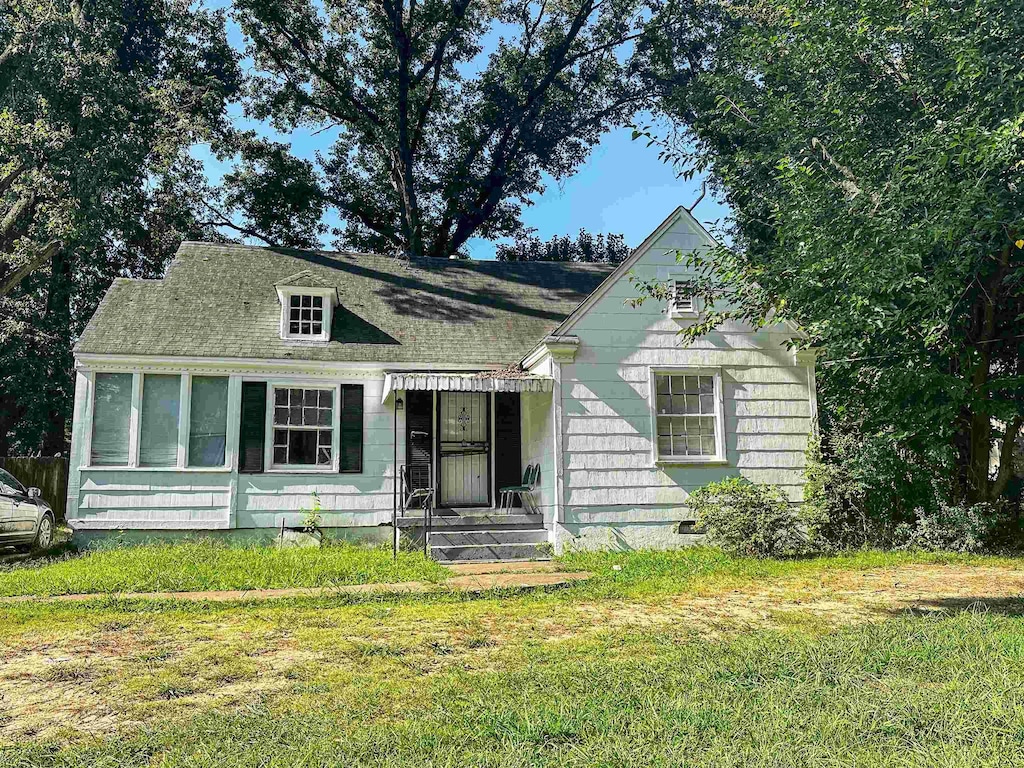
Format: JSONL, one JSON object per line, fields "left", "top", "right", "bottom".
{"left": 2, "top": 546, "right": 1024, "bottom": 766}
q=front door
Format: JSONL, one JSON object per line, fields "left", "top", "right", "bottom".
{"left": 438, "top": 392, "right": 489, "bottom": 506}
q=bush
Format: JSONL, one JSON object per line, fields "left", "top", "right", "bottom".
{"left": 900, "top": 501, "right": 1019, "bottom": 554}
{"left": 801, "top": 432, "right": 940, "bottom": 552}
{"left": 689, "top": 477, "right": 804, "bottom": 559}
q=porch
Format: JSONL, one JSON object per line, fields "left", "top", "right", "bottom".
{"left": 382, "top": 371, "right": 556, "bottom": 562}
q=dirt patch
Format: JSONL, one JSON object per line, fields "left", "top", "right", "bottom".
{"left": 1, "top": 563, "right": 1022, "bottom": 741}
{"left": 571, "top": 565, "right": 1024, "bottom": 637}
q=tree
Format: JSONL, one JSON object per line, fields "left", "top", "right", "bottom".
{"left": 495, "top": 228, "right": 630, "bottom": 262}
{"left": 647, "top": 0, "right": 1024, "bottom": 505}
{"left": 220, "top": 0, "right": 698, "bottom": 257}
{"left": 0, "top": 0, "right": 239, "bottom": 454}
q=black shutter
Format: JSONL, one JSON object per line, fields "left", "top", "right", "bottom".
{"left": 340, "top": 384, "right": 363, "bottom": 473}
{"left": 405, "top": 390, "right": 432, "bottom": 490}
{"left": 238, "top": 382, "right": 266, "bottom": 473}
{"left": 494, "top": 392, "right": 522, "bottom": 506}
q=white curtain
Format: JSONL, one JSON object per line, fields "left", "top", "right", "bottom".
{"left": 139, "top": 374, "right": 181, "bottom": 467}
{"left": 188, "top": 376, "right": 228, "bottom": 467}
{"left": 91, "top": 373, "right": 132, "bottom": 466}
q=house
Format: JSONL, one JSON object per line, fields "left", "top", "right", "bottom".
{"left": 65, "top": 207, "right": 817, "bottom": 559}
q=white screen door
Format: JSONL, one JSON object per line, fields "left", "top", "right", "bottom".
{"left": 438, "top": 392, "right": 489, "bottom": 506}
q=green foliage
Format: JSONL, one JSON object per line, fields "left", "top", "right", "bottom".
{"left": 0, "top": 0, "right": 239, "bottom": 454}
{"left": 688, "top": 477, "right": 804, "bottom": 558}
{"left": 496, "top": 229, "right": 630, "bottom": 262}
{"left": 216, "top": 0, "right": 686, "bottom": 257}
{"left": 648, "top": 0, "right": 1024, "bottom": 507}
{"left": 900, "top": 501, "right": 1020, "bottom": 554}
{"left": 299, "top": 492, "right": 324, "bottom": 533}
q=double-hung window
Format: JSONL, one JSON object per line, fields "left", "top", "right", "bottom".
{"left": 271, "top": 387, "right": 335, "bottom": 468}
{"left": 652, "top": 370, "right": 725, "bottom": 463}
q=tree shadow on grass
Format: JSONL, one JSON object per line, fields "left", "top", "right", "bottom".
{"left": 897, "top": 597, "right": 1024, "bottom": 617}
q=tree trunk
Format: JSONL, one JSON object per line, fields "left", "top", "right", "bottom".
{"left": 41, "top": 245, "right": 73, "bottom": 456}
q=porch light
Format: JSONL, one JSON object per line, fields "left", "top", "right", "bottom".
{"left": 395, "top": 396, "right": 404, "bottom": 411}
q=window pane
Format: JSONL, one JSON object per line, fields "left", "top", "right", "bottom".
{"left": 684, "top": 376, "right": 699, "bottom": 393}
{"left": 139, "top": 374, "right": 181, "bottom": 467}
{"left": 699, "top": 376, "right": 714, "bottom": 394}
{"left": 287, "top": 430, "right": 317, "bottom": 464}
{"left": 700, "top": 394, "right": 714, "bottom": 414}
{"left": 656, "top": 394, "right": 671, "bottom": 414}
{"left": 289, "top": 322, "right": 300, "bottom": 334}
{"left": 671, "top": 376, "right": 685, "bottom": 394}
{"left": 684, "top": 394, "right": 700, "bottom": 413}
{"left": 188, "top": 376, "right": 228, "bottom": 467}
{"left": 655, "top": 375, "right": 670, "bottom": 395}
{"left": 91, "top": 373, "right": 132, "bottom": 466}
{"left": 312, "top": 322, "right": 322, "bottom": 335}
{"left": 312, "top": 295, "right": 322, "bottom": 308}
{"left": 701, "top": 435, "right": 717, "bottom": 455}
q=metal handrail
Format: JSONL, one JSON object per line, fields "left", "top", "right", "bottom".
{"left": 395, "top": 463, "right": 435, "bottom": 560}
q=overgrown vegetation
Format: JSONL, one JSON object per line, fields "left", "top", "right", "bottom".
{"left": 0, "top": 539, "right": 448, "bottom": 596}
{"left": 687, "top": 477, "right": 804, "bottom": 558}
{"left": 642, "top": 0, "right": 1024, "bottom": 533}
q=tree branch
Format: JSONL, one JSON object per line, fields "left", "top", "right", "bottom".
{"left": 0, "top": 239, "right": 59, "bottom": 298}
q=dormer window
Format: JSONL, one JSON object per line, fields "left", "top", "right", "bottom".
{"left": 289, "top": 294, "right": 324, "bottom": 336}
{"left": 275, "top": 272, "right": 338, "bottom": 343}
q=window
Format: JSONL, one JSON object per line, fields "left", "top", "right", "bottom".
{"left": 670, "top": 280, "right": 697, "bottom": 316}
{"left": 653, "top": 371, "right": 724, "bottom": 462}
{"left": 91, "top": 373, "right": 132, "bottom": 466}
{"left": 139, "top": 374, "right": 181, "bottom": 467}
{"left": 189, "top": 376, "right": 228, "bottom": 467}
{"left": 272, "top": 387, "right": 334, "bottom": 467}
{"left": 288, "top": 294, "right": 324, "bottom": 337}
{"left": 0, "top": 468, "right": 26, "bottom": 496}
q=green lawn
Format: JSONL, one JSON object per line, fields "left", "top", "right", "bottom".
{"left": 1, "top": 548, "right": 1023, "bottom": 767}
{"left": 0, "top": 539, "right": 449, "bottom": 596}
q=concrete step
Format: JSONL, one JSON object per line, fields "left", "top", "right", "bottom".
{"left": 428, "top": 529, "right": 548, "bottom": 547}
{"left": 430, "top": 542, "right": 550, "bottom": 563}
{"left": 398, "top": 513, "right": 544, "bottom": 530}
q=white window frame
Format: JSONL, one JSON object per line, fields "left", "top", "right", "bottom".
{"left": 264, "top": 382, "right": 341, "bottom": 473}
{"left": 276, "top": 286, "right": 335, "bottom": 342}
{"left": 81, "top": 370, "right": 234, "bottom": 472}
{"left": 668, "top": 278, "right": 700, "bottom": 319}
{"left": 648, "top": 367, "right": 727, "bottom": 465}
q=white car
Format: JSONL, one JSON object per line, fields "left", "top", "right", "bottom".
{"left": 0, "top": 468, "right": 55, "bottom": 551}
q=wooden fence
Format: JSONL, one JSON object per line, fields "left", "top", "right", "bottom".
{"left": 0, "top": 457, "right": 69, "bottom": 521}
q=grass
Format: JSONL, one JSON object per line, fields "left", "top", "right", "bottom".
{"left": 1, "top": 548, "right": 1023, "bottom": 766}
{"left": 0, "top": 539, "right": 450, "bottom": 596}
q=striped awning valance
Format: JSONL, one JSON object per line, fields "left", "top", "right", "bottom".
{"left": 381, "top": 372, "right": 553, "bottom": 403}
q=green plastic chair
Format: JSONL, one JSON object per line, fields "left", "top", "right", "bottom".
{"left": 499, "top": 464, "right": 539, "bottom": 512}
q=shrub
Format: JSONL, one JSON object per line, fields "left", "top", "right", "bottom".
{"left": 689, "top": 477, "right": 804, "bottom": 559}
{"left": 900, "top": 500, "right": 1019, "bottom": 554}
{"left": 801, "top": 432, "right": 941, "bottom": 552}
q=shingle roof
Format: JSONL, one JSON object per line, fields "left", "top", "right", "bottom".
{"left": 74, "top": 242, "right": 615, "bottom": 366}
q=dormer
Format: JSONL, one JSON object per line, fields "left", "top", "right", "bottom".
{"left": 275, "top": 271, "right": 339, "bottom": 343}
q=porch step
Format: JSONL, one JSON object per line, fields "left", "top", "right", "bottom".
{"left": 398, "top": 513, "right": 544, "bottom": 530}
{"left": 429, "top": 529, "right": 548, "bottom": 547}
{"left": 430, "top": 542, "right": 550, "bottom": 563}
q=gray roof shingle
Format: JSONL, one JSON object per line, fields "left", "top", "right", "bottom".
{"left": 74, "top": 242, "right": 615, "bottom": 366}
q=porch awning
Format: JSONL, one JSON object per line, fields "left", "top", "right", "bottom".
{"left": 381, "top": 371, "right": 553, "bottom": 404}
